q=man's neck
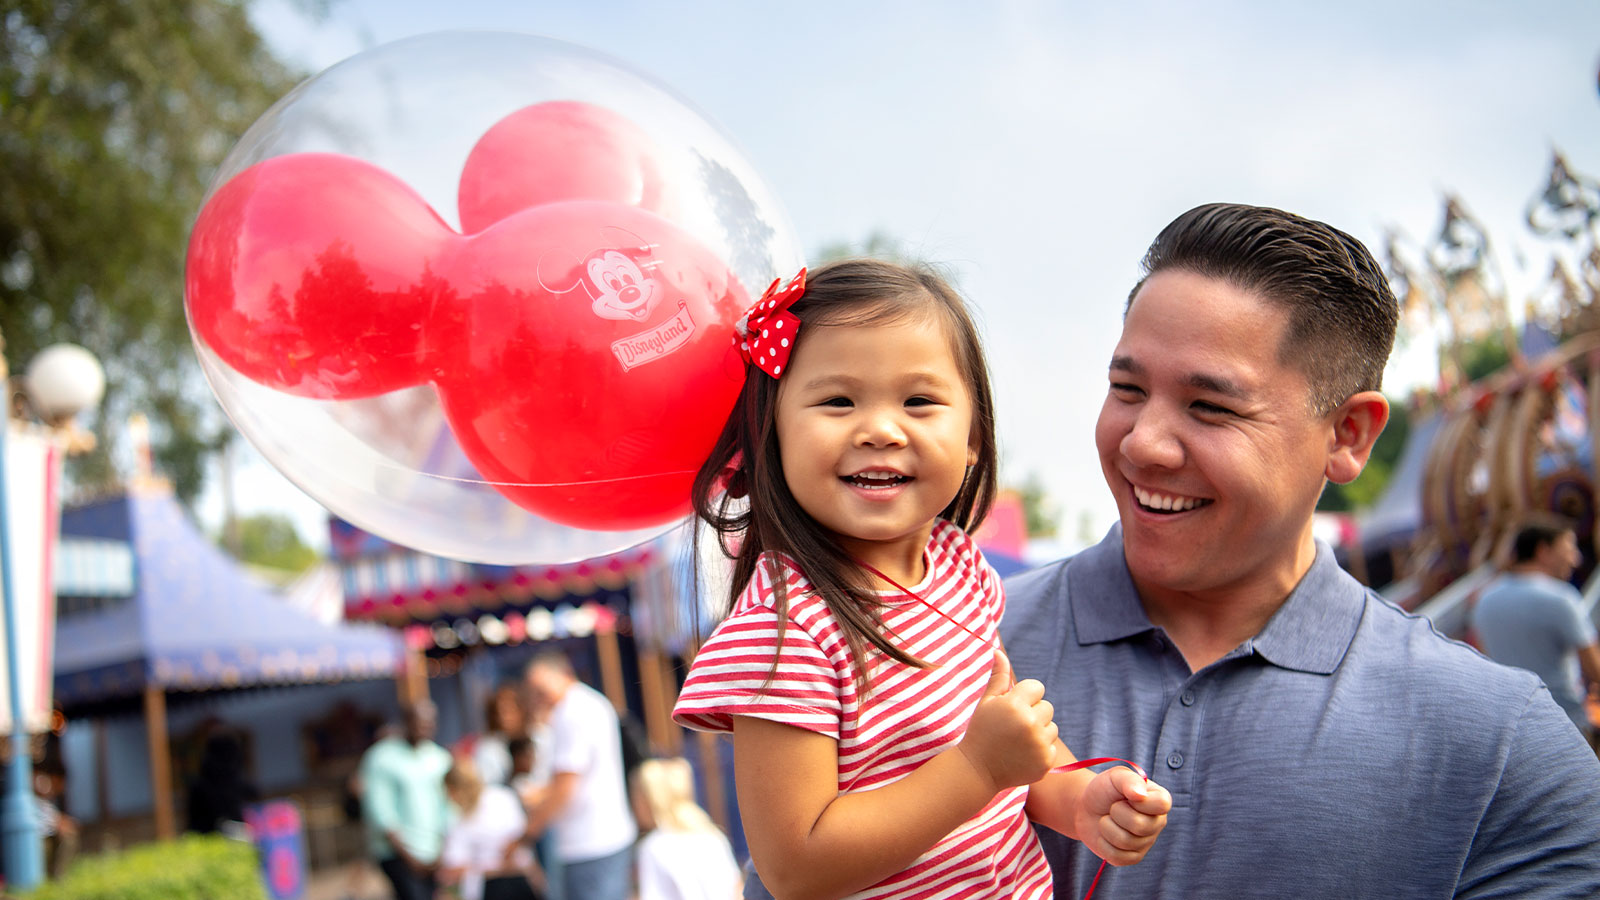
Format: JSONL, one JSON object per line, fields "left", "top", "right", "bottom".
{"left": 1507, "top": 562, "right": 1552, "bottom": 578}
{"left": 1133, "top": 541, "right": 1317, "bottom": 672}
{"left": 1140, "top": 590, "right": 1283, "bottom": 672}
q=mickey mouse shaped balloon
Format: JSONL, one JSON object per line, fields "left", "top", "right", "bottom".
{"left": 184, "top": 32, "right": 801, "bottom": 564}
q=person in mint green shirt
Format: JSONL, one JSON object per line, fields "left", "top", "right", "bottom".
{"left": 361, "top": 700, "right": 455, "bottom": 900}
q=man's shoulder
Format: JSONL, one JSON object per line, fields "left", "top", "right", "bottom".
{"left": 1004, "top": 554, "right": 1074, "bottom": 604}
{"left": 1353, "top": 590, "right": 1543, "bottom": 705}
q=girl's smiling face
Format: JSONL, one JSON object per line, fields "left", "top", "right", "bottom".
{"left": 774, "top": 313, "right": 978, "bottom": 583}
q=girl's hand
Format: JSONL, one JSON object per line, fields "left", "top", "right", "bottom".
{"left": 1074, "top": 767, "right": 1172, "bottom": 866}
{"left": 957, "top": 650, "right": 1060, "bottom": 793}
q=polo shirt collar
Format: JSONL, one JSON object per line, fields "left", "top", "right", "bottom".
{"left": 1069, "top": 524, "right": 1365, "bottom": 675}
{"left": 1069, "top": 524, "right": 1157, "bottom": 644}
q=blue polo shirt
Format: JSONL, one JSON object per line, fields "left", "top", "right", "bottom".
{"left": 1001, "top": 526, "right": 1600, "bottom": 899}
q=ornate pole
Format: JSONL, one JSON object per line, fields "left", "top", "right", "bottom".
{"left": 0, "top": 332, "right": 44, "bottom": 889}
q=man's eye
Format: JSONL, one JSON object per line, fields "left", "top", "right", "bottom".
{"left": 1109, "top": 382, "right": 1143, "bottom": 397}
{"left": 1192, "top": 400, "right": 1235, "bottom": 416}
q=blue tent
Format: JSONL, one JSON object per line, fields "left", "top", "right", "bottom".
{"left": 53, "top": 486, "right": 402, "bottom": 709}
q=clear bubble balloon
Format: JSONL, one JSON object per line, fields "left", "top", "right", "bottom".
{"left": 185, "top": 31, "right": 801, "bottom": 564}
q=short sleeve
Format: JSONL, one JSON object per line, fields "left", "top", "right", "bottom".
{"left": 548, "top": 691, "right": 601, "bottom": 776}
{"left": 1556, "top": 592, "right": 1598, "bottom": 650}
{"left": 672, "top": 603, "right": 844, "bottom": 739}
{"left": 1457, "top": 685, "right": 1600, "bottom": 897}
{"left": 976, "top": 552, "right": 1005, "bottom": 631}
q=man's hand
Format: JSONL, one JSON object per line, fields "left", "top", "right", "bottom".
{"left": 1072, "top": 767, "right": 1171, "bottom": 866}
{"left": 957, "top": 651, "right": 1061, "bottom": 793}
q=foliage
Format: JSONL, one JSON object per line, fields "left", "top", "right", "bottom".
{"left": 1455, "top": 332, "right": 1514, "bottom": 383}
{"left": 23, "top": 833, "right": 267, "bottom": 900}
{"left": 814, "top": 231, "right": 917, "bottom": 265}
{"left": 1015, "top": 472, "right": 1059, "bottom": 538}
{"left": 1, "top": 1, "right": 303, "bottom": 505}
{"left": 228, "top": 511, "right": 318, "bottom": 573}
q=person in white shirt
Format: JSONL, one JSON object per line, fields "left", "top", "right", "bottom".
{"left": 635, "top": 757, "right": 742, "bottom": 900}
{"left": 439, "top": 758, "right": 542, "bottom": 900}
{"left": 522, "top": 650, "right": 638, "bottom": 900}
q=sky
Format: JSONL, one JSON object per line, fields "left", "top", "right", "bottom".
{"left": 199, "top": 0, "right": 1600, "bottom": 554}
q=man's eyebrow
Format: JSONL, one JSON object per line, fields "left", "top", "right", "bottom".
{"left": 1186, "top": 372, "right": 1249, "bottom": 399}
{"left": 1109, "top": 355, "right": 1249, "bottom": 399}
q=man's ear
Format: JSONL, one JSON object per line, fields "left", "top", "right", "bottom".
{"left": 1325, "top": 390, "right": 1390, "bottom": 485}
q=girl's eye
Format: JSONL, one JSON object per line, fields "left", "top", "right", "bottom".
{"left": 905, "top": 396, "right": 935, "bottom": 408}
{"left": 821, "top": 397, "right": 853, "bottom": 408}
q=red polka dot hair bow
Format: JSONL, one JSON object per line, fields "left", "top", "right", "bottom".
{"left": 735, "top": 268, "right": 807, "bottom": 379}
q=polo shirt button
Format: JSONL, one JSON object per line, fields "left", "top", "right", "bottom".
{"left": 1180, "top": 690, "right": 1196, "bottom": 706}
{"left": 1167, "top": 751, "right": 1185, "bottom": 769}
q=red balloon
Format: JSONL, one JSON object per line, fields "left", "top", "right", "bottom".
{"left": 457, "top": 101, "right": 669, "bottom": 234}
{"left": 433, "top": 200, "right": 748, "bottom": 529}
{"left": 186, "top": 153, "right": 449, "bottom": 399}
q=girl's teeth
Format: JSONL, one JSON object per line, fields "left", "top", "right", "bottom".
{"left": 848, "top": 472, "right": 908, "bottom": 489}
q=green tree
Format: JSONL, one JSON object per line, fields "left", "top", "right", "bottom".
{"left": 229, "top": 511, "right": 318, "bottom": 573}
{"left": 1016, "top": 472, "right": 1059, "bottom": 538}
{"left": 1, "top": 1, "right": 304, "bottom": 504}
{"left": 814, "top": 231, "right": 918, "bottom": 265}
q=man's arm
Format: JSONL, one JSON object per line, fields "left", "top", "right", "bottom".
{"left": 361, "top": 756, "right": 421, "bottom": 869}
{"left": 1456, "top": 686, "right": 1600, "bottom": 898}
{"left": 523, "top": 770, "right": 577, "bottom": 838}
{"left": 1577, "top": 643, "right": 1600, "bottom": 697}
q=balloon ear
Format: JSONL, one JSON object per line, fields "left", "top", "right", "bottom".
{"left": 457, "top": 101, "right": 671, "bottom": 233}
{"left": 185, "top": 153, "right": 451, "bottom": 399}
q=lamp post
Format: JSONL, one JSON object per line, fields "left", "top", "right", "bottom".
{"left": 0, "top": 337, "right": 103, "bottom": 890}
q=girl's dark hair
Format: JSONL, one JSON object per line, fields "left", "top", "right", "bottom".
{"left": 691, "top": 258, "right": 999, "bottom": 691}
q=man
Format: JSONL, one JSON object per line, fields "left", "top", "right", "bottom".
{"left": 1002, "top": 203, "right": 1600, "bottom": 898}
{"left": 523, "top": 649, "right": 638, "bottom": 900}
{"left": 359, "top": 701, "right": 453, "bottom": 900}
{"left": 1473, "top": 518, "right": 1600, "bottom": 748}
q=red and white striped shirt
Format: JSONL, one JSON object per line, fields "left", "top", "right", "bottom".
{"left": 673, "top": 520, "right": 1053, "bottom": 900}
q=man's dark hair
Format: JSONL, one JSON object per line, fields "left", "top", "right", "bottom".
{"left": 1511, "top": 517, "right": 1576, "bottom": 564}
{"left": 1131, "top": 203, "right": 1399, "bottom": 416}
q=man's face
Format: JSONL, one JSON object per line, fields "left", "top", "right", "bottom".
{"left": 1095, "top": 269, "right": 1336, "bottom": 606}
{"left": 524, "top": 665, "right": 564, "bottom": 707}
{"left": 1537, "top": 531, "right": 1582, "bottom": 581}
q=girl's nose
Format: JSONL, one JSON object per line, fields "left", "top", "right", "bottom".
{"left": 856, "top": 408, "right": 908, "bottom": 448}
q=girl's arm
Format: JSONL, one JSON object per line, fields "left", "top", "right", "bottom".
{"left": 733, "top": 652, "right": 1057, "bottom": 900}
{"left": 1025, "top": 740, "right": 1172, "bottom": 866}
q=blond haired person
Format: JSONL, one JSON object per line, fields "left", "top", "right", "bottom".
{"left": 439, "top": 759, "right": 542, "bottom": 900}
{"left": 635, "top": 758, "right": 741, "bottom": 900}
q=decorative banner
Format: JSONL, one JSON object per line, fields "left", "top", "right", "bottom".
{"left": 246, "top": 800, "right": 308, "bottom": 900}
{"left": 0, "top": 423, "right": 60, "bottom": 734}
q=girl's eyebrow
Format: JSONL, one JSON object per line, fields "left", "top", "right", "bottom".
{"left": 798, "top": 371, "right": 957, "bottom": 392}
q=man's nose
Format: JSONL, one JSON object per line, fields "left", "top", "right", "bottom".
{"left": 1120, "top": 404, "right": 1184, "bottom": 469}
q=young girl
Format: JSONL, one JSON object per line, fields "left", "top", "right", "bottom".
{"left": 672, "top": 259, "right": 1170, "bottom": 899}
